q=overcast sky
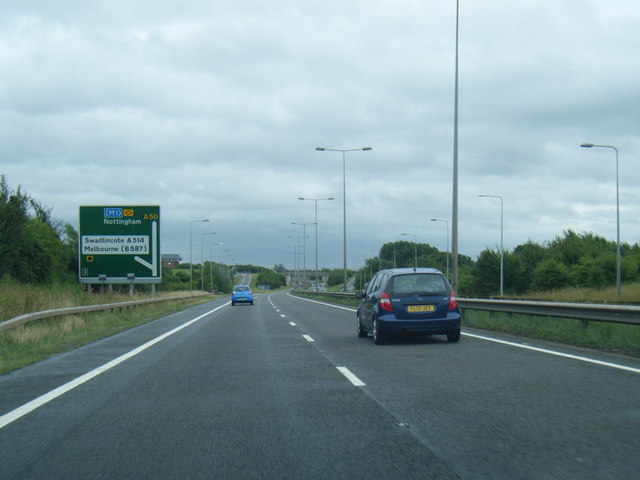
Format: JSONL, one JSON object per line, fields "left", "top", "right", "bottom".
{"left": 1, "top": 1, "right": 639, "bottom": 272}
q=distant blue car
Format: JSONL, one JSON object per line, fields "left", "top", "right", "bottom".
{"left": 231, "top": 285, "right": 254, "bottom": 306}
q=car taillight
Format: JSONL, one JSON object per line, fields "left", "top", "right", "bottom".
{"left": 379, "top": 292, "right": 393, "bottom": 312}
{"left": 448, "top": 291, "right": 458, "bottom": 310}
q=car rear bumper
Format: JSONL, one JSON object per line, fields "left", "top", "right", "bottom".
{"left": 232, "top": 297, "right": 253, "bottom": 303}
{"left": 376, "top": 313, "right": 460, "bottom": 335}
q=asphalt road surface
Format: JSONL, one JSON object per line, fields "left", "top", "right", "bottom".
{"left": 1, "top": 291, "right": 639, "bottom": 479}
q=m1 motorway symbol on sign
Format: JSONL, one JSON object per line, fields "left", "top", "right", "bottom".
{"left": 78, "top": 206, "right": 161, "bottom": 284}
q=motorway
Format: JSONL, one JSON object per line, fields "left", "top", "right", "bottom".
{"left": 1, "top": 290, "right": 639, "bottom": 479}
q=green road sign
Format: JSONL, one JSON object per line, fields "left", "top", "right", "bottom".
{"left": 79, "top": 206, "right": 161, "bottom": 284}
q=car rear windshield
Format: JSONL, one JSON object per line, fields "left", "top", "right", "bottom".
{"left": 234, "top": 286, "right": 250, "bottom": 291}
{"left": 387, "top": 273, "right": 448, "bottom": 297}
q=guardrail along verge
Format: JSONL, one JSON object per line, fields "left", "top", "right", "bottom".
{"left": 291, "top": 290, "right": 640, "bottom": 326}
{"left": 0, "top": 293, "right": 213, "bottom": 332}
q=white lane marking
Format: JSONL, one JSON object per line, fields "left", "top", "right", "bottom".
{"left": 0, "top": 302, "right": 230, "bottom": 430}
{"left": 289, "top": 322, "right": 297, "bottom": 326}
{"left": 286, "top": 292, "right": 356, "bottom": 312}
{"left": 302, "top": 335, "right": 315, "bottom": 342}
{"left": 337, "top": 367, "right": 366, "bottom": 386}
{"left": 285, "top": 292, "right": 640, "bottom": 374}
{"left": 280, "top": 314, "right": 286, "bottom": 318}
{"left": 463, "top": 332, "right": 640, "bottom": 374}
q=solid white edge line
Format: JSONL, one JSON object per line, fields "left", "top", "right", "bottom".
{"left": 0, "top": 302, "right": 230, "bottom": 430}
{"left": 286, "top": 291, "right": 356, "bottom": 312}
{"left": 286, "top": 292, "right": 639, "bottom": 374}
{"left": 463, "top": 332, "right": 640, "bottom": 374}
{"left": 337, "top": 366, "right": 366, "bottom": 386}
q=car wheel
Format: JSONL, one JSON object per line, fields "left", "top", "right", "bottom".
{"left": 372, "top": 319, "right": 384, "bottom": 345}
{"left": 357, "top": 316, "right": 367, "bottom": 338}
{"left": 250, "top": 301, "right": 254, "bottom": 305}
{"left": 231, "top": 301, "right": 235, "bottom": 306}
{"left": 447, "top": 328, "right": 461, "bottom": 343}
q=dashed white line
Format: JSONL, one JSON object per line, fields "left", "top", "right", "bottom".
{"left": 285, "top": 293, "right": 639, "bottom": 374}
{"left": 289, "top": 322, "right": 296, "bottom": 326}
{"left": 302, "top": 335, "right": 315, "bottom": 342}
{"left": 337, "top": 367, "right": 366, "bottom": 386}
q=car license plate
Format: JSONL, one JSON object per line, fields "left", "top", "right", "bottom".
{"left": 407, "top": 305, "right": 435, "bottom": 313}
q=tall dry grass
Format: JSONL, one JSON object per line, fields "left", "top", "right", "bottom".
{"left": 517, "top": 282, "right": 640, "bottom": 304}
{"left": 0, "top": 276, "right": 197, "bottom": 323}
{"left": 0, "top": 291, "right": 214, "bottom": 375}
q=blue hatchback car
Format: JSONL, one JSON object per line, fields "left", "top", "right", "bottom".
{"left": 356, "top": 268, "right": 461, "bottom": 344}
{"left": 231, "top": 285, "right": 254, "bottom": 306}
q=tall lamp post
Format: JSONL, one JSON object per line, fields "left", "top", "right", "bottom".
{"left": 479, "top": 194, "right": 504, "bottom": 296}
{"left": 299, "top": 197, "right": 334, "bottom": 290}
{"left": 200, "top": 232, "right": 217, "bottom": 291}
{"left": 370, "top": 249, "right": 381, "bottom": 271}
{"left": 189, "top": 219, "right": 210, "bottom": 292}
{"left": 451, "top": 0, "right": 460, "bottom": 291}
{"left": 401, "top": 233, "right": 418, "bottom": 269}
{"left": 430, "top": 218, "right": 450, "bottom": 277}
{"left": 316, "top": 146, "right": 372, "bottom": 291}
{"left": 286, "top": 245, "right": 297, "bottom": 285}
{"left": 288, "top": 236, "right": 301, "bottom": 285}
{"left": 393, "top": 242, "right": 397, "bottom": 268}
{"left": 209, "top": 242, "right": 223, "bottom": 291}
{"left": 581, "top": 143, "right": 621, "bottom": 298}
{"left": 292, "top": 222, "right": 315, "bottom": 287}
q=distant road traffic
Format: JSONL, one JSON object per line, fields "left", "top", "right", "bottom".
{"left": 1, "top": 290, "right": 638, "bottom": 479}
{"left": 234, "top": 273, "right": 252, "bottom": 286}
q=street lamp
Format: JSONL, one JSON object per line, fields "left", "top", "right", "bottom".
{"left": 478, "top": 194, "right": 504, "bottom": 296}
{"left": 581, "top": 143, "right": 621, "bottom": 298}
{"left": 201, "top": 232, "right": 217, "bottom": 291}
{"left": 292, "top": 222, "right": 315, "bottom": 287}
{"left": 220, "top": 249, "right": 233, "bottom": 287}
{"left": 189, "top": 219, "right": 210, "bottom": 292}
{"left": 210, "top": 242, "right": 223, "bottom": 291}
{"left": 365, "top": 256, "right": 372, "bottom": 281}
{"left": 401, "top": 233, "right": 418, "bottom": 269}
{"left": 286, "top": 245, "right": 297, "bottom": 285}
{"left": 430, "top": 218, "right": 450, "bottom": 277}
{"left": 370, "top": 249, "right": 381, "bottom": 271}
{"left": 393, "top": 241, "right": 396, "bottom": 268}
{"left": 316, "top": 146, "right": 372, "bottom": 291}
{"left": 299, "top": 197, "right": 335, "bottom": 290}
{"left": 451, "top": 0, "right": 461, "bottom": 292}
{"left": 288, "top": 235, "right": 301, "bottom": 285}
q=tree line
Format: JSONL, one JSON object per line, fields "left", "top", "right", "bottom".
{"left": 2, "top": 175, "right": 637, "bottom": 297}
{"left": 0, "top": 175, "right": 77, "bottom": 284}
{"left": 353, "top": 233, "right": 640, "bottom": 297}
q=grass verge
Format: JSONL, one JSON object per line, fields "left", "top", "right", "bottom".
{"left": 0, "top": 295, "right": 214, "bottom": 375}
{"left": 463, "top": 309, "right": 640, "bottom": 357}
{"left": 517, "top": 283, "right": 640, "bottom": 303}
